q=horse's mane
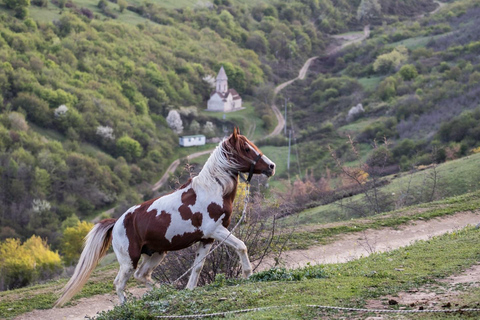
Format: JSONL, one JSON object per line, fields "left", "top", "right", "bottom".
{"left": 192, "top": 138, "right": 239, "bottom": 195}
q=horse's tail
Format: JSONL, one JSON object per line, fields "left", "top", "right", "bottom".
{"left": 54, "top": 218, "right": 117, "bottom": 307}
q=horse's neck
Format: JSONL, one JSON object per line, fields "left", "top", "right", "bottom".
{"left": 193, "top": 144, "right": 238, "bottom": 196}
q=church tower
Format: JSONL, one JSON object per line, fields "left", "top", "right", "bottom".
{"left": 215, "top": 66, "right": 228, "bottom": 93}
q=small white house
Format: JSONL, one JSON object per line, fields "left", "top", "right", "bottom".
{"left": 179, "top": 135, "right": 206, "bottom": 147}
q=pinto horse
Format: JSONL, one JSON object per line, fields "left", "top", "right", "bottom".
{"left": 54, "top": 128, "right": 275, "bottom": 307}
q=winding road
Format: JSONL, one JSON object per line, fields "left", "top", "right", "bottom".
{"left": 266, "top": 25, "right": 370, "bottom": 139}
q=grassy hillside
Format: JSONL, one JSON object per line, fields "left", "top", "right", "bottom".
{"left": 0, "top": 0, "right": 340, "bottom": 252}
{"left": 278, "top": 0, "right": 480, "bottom": 182}
{"left": 282, "top": 152, "right": 480, "bottom": 227}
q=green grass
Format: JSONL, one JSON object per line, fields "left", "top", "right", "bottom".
{"left": 93, "top": 226, "right": 480, "bottom": 319}
{"left": 29, "top": 123, "right": 66, "bottom": 142}
{"left": 0, "top": 263, "right": 119, "bottom": 319}
{"left": 334, "top": 30, "right": 364, "bottom": 37}
{"left": 357, "top": 75, "right": 384, "bottom": 91}
{"left": 200, "top": 102, "right": 267, "bottom": 141}
{"left": 387, "top": 36, "right": 433, "bottom": 50}
{"left": 385, "top": 32, "right": 451, "bottom": 51}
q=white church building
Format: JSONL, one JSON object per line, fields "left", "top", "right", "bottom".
{"left": 207, "top": 66, "right": 242, "bottom": 112}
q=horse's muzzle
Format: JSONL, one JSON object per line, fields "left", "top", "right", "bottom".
{"left": 262, "top": 164, "right": 275, "bottom": 177}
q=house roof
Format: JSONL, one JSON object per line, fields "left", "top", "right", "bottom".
{"left": 216, "top": 66, "right": 228, "bottom": 80}
{"left": 180, "top": 135, "right": 206, "bottom": 139}
{"left": 210, "top": 89, "right": 242, "bottom": 101}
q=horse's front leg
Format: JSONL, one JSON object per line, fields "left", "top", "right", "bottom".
{"left": 211, "top": 227, "right": 252, "bottom": 278}
{"left": 186, "top": 240, "right": 214, "bottom": 290}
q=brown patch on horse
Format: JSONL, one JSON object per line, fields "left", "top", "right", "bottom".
{"left": 179, "top": 188, "right": 196, "bottom": 220}
{"left": 123, "top": 197, "right": 171, "bottom": 268}
{"left": 207, "top": 202, "right": 223, "bottom": 222}
{"left": 179, "top": 178, "right": 193, "bottom": 189}
{"left": 207, "top": 185, "right": 237, "bottom": 228}
{"left": 169, "top": 230, "right": 204, "bottom": 251}
{"left": 191, "top": 212, "right": 203, "bottom": 227}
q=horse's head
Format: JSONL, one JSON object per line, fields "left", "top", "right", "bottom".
{"left": 224, "top": 128, "right": 276, "bottom": 181}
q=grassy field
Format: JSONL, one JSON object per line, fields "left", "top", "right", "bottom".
{"left": 357, "top": 75, "right": 384, "bottom": 91}
{"left": 200, "top": 102, "right": 268, "bottom": 141}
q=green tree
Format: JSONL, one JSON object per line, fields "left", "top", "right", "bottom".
{"left": 357, "top": 0, "right": 381, "bottom": 24}
{"left": 60, "top": 221, "right": 93, "bottom": 265}
{"left": 398, "top": 64, "right": 418, "bottom": 81}
{"left": 116, "top": 135, "right": 143, "bottom": 162}
{"left": 118, "top": 0, "right": 127, "bottom": 12}
{"left": 373, "top": 46, "right": 408, "bottom": 74}
{"left": 5, "top": 0, "right": 30, "bottom": 18}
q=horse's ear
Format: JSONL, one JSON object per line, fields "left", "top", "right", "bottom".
{"left": 232, "top": 127, "right": 239, "bottom": 140}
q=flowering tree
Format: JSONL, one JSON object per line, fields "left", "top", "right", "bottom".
{"left": 166, "top": 110, "right": 183, "bottom": 134}
{"left": 96, "top": 125, "right": 115, "bottom": 140}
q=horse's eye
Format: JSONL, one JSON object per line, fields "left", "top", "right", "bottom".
{"left": 245, "top": 147, "right": 250, "bottom": 152}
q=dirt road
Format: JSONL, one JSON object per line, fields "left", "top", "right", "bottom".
{"left": 259, "top": 211, "right": 480, "bottom": 270}
{"left": 267, "top": 25, "right": 370, "bottom": 139}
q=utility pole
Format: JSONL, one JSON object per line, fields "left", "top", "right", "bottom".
{"left": 287, "top": 129, "right": 291, "bottom": 171}
{"left": 284, "top": 98, "right": 287, "bottom": 136}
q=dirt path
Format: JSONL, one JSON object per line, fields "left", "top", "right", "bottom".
{"left": 267, "top": 25, "right": 370, "bottom": 139}
{"left": 365, "top": 264, "right": 480, "bottom": 314}
{"left": 260, "top": 211, "right": 480, "bottom": 270}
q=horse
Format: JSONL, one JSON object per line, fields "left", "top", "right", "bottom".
{"left": 54, "top": 128, "right": 276, "bottom": 307}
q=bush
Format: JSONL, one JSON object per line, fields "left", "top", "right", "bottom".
{"left": 373, "top": 46, "right": 408, "bottom": 74}
{"left": 11, "top": 92, "right": 52, "bottom": 126}
{"left": 116, "top": 135, "right": 143, "bottom": 162}
{"left": 398, "top": 64, "right": 418, "bottom": 81}
{"left": 60, "top": 220, "right": 94, "bottom": 265}
{"left": 0, "top": 236, "right": 62, "bottom": 291}
{"left": 377, "top": 76, "right": 397, "bottom": 101}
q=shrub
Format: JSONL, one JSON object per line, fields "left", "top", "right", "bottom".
{"left": 398, "top": 64, "right": 418, "bottom": 81}
{"left": 0, "top": 236, "right": 61, "bottom": 290}
{"left": 116, "top": 135, "right": 143, "bottom": 162}
{"left": 373, "top": 46, "right": 408, "bottom": 74}
{"left": 377, "top": 76, "right": 397, "bottom": 101}
{"left": 60, "top": 220, "right": 94, "bottom": 265}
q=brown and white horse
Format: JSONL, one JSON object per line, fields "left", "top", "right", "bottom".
{"left": 54, "top": 128, "right": 275, "bottom": 307}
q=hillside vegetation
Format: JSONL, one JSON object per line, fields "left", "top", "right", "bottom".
{"left": 0, "top": 0, "right": 347, "bottom": 264}
{"left": 279, "top": 0, "right": 480, "bottom": 183}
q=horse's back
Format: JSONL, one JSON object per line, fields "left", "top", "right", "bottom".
{"left": 112, "top": 184, "right": 226, "bottom": 260}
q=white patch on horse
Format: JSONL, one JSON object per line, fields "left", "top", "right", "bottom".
{"left": 148, "top": 188, "right": 197, "bottom": 242}
{"left": 262, "top": 154, "right": 275, "bottom": 168}
{"left": 189, "top": 186, "right": 225, "bottom": 237}
{"left": 112, "top": 205, "right": 140, "bottom": 268}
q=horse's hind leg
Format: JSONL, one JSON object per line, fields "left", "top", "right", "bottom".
{"left": 186, "top": 240, "right": 213, "bottom": 290}
{"left": 113, "top": 263, "right": 134, "bottom": 304}
{"left": 134, "top": 252, "right": 166, "bottom": 290}
{"left": 113, "top": 248, "right": 139, "bottom": 304}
